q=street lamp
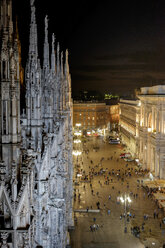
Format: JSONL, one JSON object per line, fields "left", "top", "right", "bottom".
{"left": 74, "top": 131, "right": 82, "bottom": 136}
{"left": 74, "top": 139, "right": 81, "bottom": 144}
{"left": 72, "top": 151, "right": 82, "bottom": 156}
{"left": 76, "top": 123, "right": 81, "bottom": 127}
{"left": 120, "top": 194, "right": 132, "bottom": 233}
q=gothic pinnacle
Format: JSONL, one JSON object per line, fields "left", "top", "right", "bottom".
{"left": 61, "top": 51, "right": 63, "bottom": 78}
{"left": 57, "top": 42, "right": 60, "bottom": 76}
{"left": 43, "top": 15, "right": 49, "bottom": 69}
{"left": 29, "top": 0, "right": 38, "bottom": 56}
{"left": 65, "top": 49, "right": 69, "bottom": 76}
{"left": 51, "top": 33, "right": 56, "bottom": 73}
{"left": 30, "top": 0, "right": 35, "bottom": 6}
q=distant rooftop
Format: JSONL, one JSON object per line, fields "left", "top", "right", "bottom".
{"left": 140, "top": 85, "right": 165, "bottom": 95}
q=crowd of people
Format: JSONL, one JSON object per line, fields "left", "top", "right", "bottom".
{"left": 73, "top": 137, "right": 165, "bottom": 247}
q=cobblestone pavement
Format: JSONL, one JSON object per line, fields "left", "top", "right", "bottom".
{"left": 70, "top": 136, "right": 165, "bottom": 248}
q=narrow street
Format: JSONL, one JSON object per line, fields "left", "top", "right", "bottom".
{"left": 70, "top": 136, "right": 165, "bottom": 248}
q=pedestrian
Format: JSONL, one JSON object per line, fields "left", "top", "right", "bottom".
{"left": 93, "top": 217, "right": 96, "bottom": 222}
{"left": 154, "top": 210, "right": 156, "bottom": 219}
{"left": 108, "top": 209, "right": 111, "bottom": 215}
{"left": 96, "top": 224, "right": 99, "bottom": 230}
{"left": 160, "top": 222, "right": 162, "bottom": 229}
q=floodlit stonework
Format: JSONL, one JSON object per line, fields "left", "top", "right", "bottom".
{"left": 138, "top": 85, "right": 165, "bottom": 179}
{"left": 119, "top": 99, "right": 140, "bottom": 157}
{"left": 0, "top": 0, "right": 73, "bottom": 247}
{"left": 119, "top": 85, "right": 165, "bottom": 179}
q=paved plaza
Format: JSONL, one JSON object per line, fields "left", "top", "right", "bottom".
{"left": 70, "top": 136, "right": 165, "bottom": 248}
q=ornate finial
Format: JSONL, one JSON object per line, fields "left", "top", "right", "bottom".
{"left": 51, "top": 34, "right": 56, "bottom": 73}
{"left": 52, "top": 33, "right": 55, "bottom": 46}
{"left": 57, "top": 42, "right": 60, "bottom": 53}
{"left": 65, "top": 49, "right": 69, "bottom": 75}
{"left": 45, "top": 15, "right": 48, "bottom": 36}
{"left": 57, "top": 42, "right": 60, "bottom": 75}
{"left": 66, "top": 49, "right": 68, "bottom": 60}
{"left": 31, "top": 0, "right": 35, "bottom": 6}
{"left": 61, "top": 51, "right": 63, "bottom": 77}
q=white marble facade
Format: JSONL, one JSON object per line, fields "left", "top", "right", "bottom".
{"left": 119, "top": 86, "right": 165, "bottom": 179}
{"left": 0, "top": 0, "right": 73, "bottom": 247}
{"left": 138, "top": 86, "right": 165, "bottom": 179}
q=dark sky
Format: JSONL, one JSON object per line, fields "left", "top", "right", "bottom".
{"left": 12, "top": 0, "right": 165, "bottom": 97}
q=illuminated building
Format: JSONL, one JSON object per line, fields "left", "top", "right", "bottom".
{"left": 119, "top": 85, "right": 165, "bottom": 179}
{"left": 137, "top": 85, "right": 165, "bottom": 179}
{"left": 0, "top": 0, "right": 73, "bottom": 247}
{"left": 119, "top": 99, "right": 140, "bottom": 156}
{"left": 73, "top": 102, "right": 109, "bottom": 134}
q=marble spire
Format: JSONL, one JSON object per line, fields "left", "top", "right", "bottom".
{"left": 65, "top": 49, "right": 69, "bottom": 76}
{"left": 51, "top": 33, "right": 56, "bottom": 74}
{"left": 29, "top": 0, "right": 38, "bottom": 58}
{"left": 43, "top": 15, "right": 50, "bottom": 70}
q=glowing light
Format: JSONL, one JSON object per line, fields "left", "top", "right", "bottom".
{"left": 127, "top": 196, "right": 131, "bottom": 203}
{"left": 149, "top": 172, "right": 154, "bottom": 181}
{"left": 120, "top": 195, "right": 132, "bottom": 203}
{"left": 76, "top": 123, "right": 81, "bottom": 127}
{"left": 148, "top": 127, "right": 151, "bottom": 132}
{"left": 72, "top": 151, "right": 82, "bottom": 156}
{"left": 74, "top": 132, "right": 82, "bottom": 136}
{"left": 74, "top": 139, "right": 81, "bottom": 144}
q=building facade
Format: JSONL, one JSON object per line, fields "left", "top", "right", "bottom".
{"left": 138, "top": 85, "right": 165, "bottom": 179}
{"left": 108, "top": 104, "right": 119, "bottom": 130}
{"left": 119, "top": 86, "right": 165, "bottom": 179}
{"left": 0, "top": 0, "right": 73, "bottom": 247}
{"left": 73, "top": 102, "right": 109, "bottom": 134}
{"left": 119, "top": 99, "right": 140, "bottom": 157}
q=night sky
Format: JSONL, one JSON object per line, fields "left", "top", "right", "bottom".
{"left": 12, "top": 0, "right": 165, "bottom": 97}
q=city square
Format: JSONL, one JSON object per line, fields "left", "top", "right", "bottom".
{"left": 71, "top": 136, "right": 165, "bottom": 248}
